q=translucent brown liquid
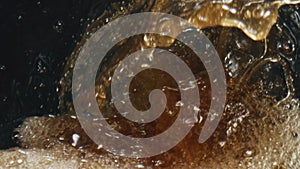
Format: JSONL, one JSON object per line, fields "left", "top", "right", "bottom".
{"left": 1, "top": 0, "right": 300, "bottom": 168}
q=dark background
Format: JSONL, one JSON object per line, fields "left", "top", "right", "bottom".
{"left": 0, "top": 0, "right": 119, "bottom": 149}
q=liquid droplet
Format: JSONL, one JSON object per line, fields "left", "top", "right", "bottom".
{"left": 53, "top": 20, "right": 64, "bottom": 33}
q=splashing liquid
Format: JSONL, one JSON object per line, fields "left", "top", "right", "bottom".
{"left": 2, "top": 0, "right": 300, "bottom": 168}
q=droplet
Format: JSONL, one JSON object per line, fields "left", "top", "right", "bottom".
{"left": 97, "top": 144, "right": 103, "bottom": 149}
{"left": 53, "top": 20, "right": 64, "bottom": 33}
{"left": 72, "top": 133, "right": 80, "bottom": 147}
{"left": 175, "top": 101, "right": 184, "bottom": 107}
{"left": 218, "top": 141, "right": 226, "bottom": 147}
{"left": 135, "top": 164, "right": 145, "bottom": 168}
{"left": 184, "top": 117, "right": 197, "bottom": 124}
{"left": 0, "top": 64, "right": 6, "bottom": 71}
{"left": 17, "top": 159, "right": 23, "bottom": 164}
{"left": 245, "top": 150, "right": 253, "bottom": 156}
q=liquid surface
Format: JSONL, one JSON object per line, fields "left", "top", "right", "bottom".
{"left": 1, "top": 0, "right": 300, "bottom": 168}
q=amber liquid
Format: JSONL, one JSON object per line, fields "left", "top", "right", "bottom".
{"left": 12, "top": 1, "right": 300, "bottom": 168}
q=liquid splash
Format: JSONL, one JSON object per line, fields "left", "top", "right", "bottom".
{"left": 1, "top": 0, "right": 300, "bottom": 168}
{"left": 151, "top": 0, "right": 300, "bottom": 41}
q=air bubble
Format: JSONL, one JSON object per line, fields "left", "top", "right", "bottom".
{"left": 0, "top": 64, "right": 6, "bottom": 70}
{"left": 72, "top": 133, "right": 80, "bottom": 147}
{"left": 135, "top": 164, "right": 145, "bottom": 168}
{"left": 53, "top": 20, "right": 64, "bottom": 33}
{"left": 175, "top": 101, "right": 184, "bottom": 107}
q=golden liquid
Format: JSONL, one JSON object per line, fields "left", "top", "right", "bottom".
{"left": 2, "top": 0, "right": 300, "bottom": 168}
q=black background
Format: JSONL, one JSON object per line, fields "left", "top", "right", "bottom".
{"left": 0, "top": 0, "right": 118, "bottom": 149}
